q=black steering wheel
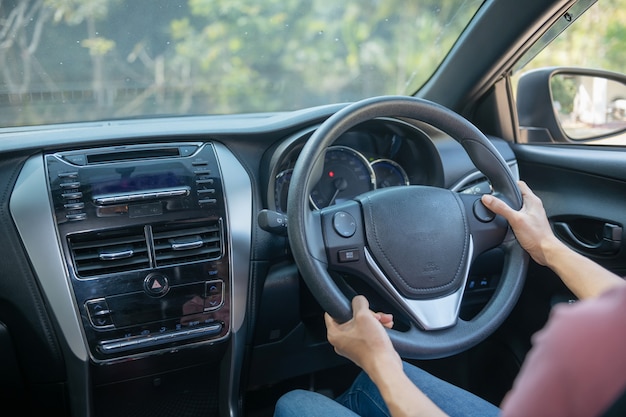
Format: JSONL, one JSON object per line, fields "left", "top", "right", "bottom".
{"left": 287, "top": 95, "right": 529, "bottom": 359}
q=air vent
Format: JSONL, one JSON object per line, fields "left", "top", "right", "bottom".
{"left": 153, "top": 221, "right": 222, "bottom": 267}
{"left": 69, "top": 227, "right": 150, "bottom": 277}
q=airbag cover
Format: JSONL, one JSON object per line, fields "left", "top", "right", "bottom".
{"left": 357, "top": 186, "right": 470, "bottom": 300}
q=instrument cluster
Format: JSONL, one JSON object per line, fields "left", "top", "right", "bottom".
{"left": 267, "top": 118, "right": 444, "bottom": 214}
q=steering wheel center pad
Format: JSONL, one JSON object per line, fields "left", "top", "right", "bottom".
{"left": 357, "top": 186, "right": 470, "bottom": 299}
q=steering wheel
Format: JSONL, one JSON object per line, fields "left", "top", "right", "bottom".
{"left": 287, "top": 95, "right": 529, "bottom": 359}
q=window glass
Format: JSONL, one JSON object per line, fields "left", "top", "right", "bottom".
{"left": 0, "top": 0, "right": 483, "bottom": 128}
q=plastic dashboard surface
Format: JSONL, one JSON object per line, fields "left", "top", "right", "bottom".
{"left": 4, "top": 105, "right": 518, "bottom": 415}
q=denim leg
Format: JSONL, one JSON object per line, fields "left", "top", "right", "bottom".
{"left": 335, "top": 370, "right": 391, "bottom": 417}
{"left": 336, "top": 362, "right": 501, "bottom": 417}
{"left": 274, "top": 389, "right": 360, "bottom": 417}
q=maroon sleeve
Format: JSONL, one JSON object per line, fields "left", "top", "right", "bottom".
{"left": 500, "top": 286, "right": 626, "bottom": 417}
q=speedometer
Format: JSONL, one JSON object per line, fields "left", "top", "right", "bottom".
{"left": 309, "top": 146, "right": 375, "bottom": 210}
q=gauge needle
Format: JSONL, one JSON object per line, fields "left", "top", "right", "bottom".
{"left": 328, "top": 177, "right": 348, "bottom": 206}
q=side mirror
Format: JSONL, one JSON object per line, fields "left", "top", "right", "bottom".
{"left": 516, "top": 67, "right": 626, "bottom": 143}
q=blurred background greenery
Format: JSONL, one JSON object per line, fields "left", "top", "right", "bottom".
{"left": 0, "top": 0, "right": 623, "bottom": 126}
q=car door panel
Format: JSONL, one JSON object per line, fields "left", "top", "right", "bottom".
{"left": 513, "top": 143, "right": 626, "bottom": 275}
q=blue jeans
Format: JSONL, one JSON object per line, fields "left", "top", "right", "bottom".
{"left": 273, "top": 362, "right": 500, "bottom": 417}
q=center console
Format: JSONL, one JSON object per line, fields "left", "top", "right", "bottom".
{"left": 45, "top": 142, "right": 231, "bottom": 362}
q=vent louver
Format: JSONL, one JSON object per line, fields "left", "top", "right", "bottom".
{"left": 69, "top": 227, "right": 150, "bottom": 277}
{"left": 153, "top": 222, "right": 222, "bottom": 267}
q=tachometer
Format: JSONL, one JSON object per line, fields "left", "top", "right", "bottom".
{"left": 371, "top": 159, "right": 409, "bottom": 188}
{"left": 309, "top": 146, "right": 375, "bottom": 210}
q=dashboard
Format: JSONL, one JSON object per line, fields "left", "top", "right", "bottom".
{"left": 0, "top": 103, "right": 518, "bottom": 416}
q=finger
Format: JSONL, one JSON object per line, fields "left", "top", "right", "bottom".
{"left": 517, "top": 181, "right": 542, "bottom": 211}
{"left": 372, "top": 312, "right": 394, "bottom": 328}
{"left": 517, "top": 180, "right": 529, "bottom": 192}
{"left": 380, "top": 317, "right": 394, "bottom": 329}
{"left": 324, "top": 312, "right": 337, "bottom": 329}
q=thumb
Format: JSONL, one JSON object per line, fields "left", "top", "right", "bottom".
{"left": 351, "top": 295, "right": 370, "bottom": 314}
{"left": 481, "top": 193, "right": 516, "bottom": 220}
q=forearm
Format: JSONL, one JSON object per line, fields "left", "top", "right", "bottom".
{"left": 542, "top": 239, "right": 624, "bottom": 299}
{"left": 366, "top": 356, "right": 448, "bottom": 417}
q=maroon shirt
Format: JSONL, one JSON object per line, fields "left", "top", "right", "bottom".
{"left": 501, "top": 284, "right": 626, "bottom": 417}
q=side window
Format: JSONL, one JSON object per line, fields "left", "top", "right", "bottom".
{"left": 512, "top": 0, "right": 626, "bottom": 146}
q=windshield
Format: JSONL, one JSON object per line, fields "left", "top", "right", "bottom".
{"left": 0, "top": 0, "right": 483, "bottom": 127}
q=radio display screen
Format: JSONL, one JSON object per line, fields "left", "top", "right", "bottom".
{"left": 90, "top": 165, "right": 189, "bottom": 196}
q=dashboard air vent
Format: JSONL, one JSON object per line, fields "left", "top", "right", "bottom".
{"left": 68, "top": 227, "right": 150, "bottom": 277}
{"left": 153, "top": 221, "right": 222, "bottom": 267}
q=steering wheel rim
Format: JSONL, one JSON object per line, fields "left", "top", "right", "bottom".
{"left": 287, "top": 95, "right": 528, "bottom": 359}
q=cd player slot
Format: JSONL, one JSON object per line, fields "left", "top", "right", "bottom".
{"left": 86, "top": 147, "right": 183, "bottom": 164}
{"left": 93, "top": 186, "right": 191, "bottom": 205}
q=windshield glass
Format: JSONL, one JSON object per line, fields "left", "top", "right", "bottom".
{"left": 0, "top": 0, "right": 483, "bottom": 127}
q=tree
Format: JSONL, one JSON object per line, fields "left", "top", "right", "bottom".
{"left": 0, "top": 0, "right": 53, "bottom": 94}
{"left": 45, "top": 0, "right": 117, "bottom": 107}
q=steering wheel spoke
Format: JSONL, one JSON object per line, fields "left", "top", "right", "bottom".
{"left": 364, "top": 243, "right": 472, "bottom": 330}
{"left": 320, "top": 201, "right": 370, "bottom": 277}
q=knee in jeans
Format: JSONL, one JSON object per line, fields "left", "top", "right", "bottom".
{"left": 275, "top": 389, "right": 305, "bottom": 407}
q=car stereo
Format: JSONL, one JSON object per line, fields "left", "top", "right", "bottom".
{"left": 45, "top": 142, "right": 231, "bottom": 362}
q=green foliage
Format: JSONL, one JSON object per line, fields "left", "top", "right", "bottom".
{"left": 0, "top": 0, "right": 625, "bottom": 126}
{"left": 550, "top": 75, "right": 578, "bottom": 114}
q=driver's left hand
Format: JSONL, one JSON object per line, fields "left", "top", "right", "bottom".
{"left": 325, "top": 295, "right": 399, "bottom": 375}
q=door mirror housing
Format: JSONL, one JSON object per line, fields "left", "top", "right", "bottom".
{"left": 517, "top": 67, "right": 626, "bottom": 144}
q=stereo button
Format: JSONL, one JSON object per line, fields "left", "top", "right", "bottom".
{"left": 194, "top": 168, "right": 211, "bottom": 175}
{"left": 66, "top": 212, "right": 87, "bottom": 221}
{"left": 85, "top": 299, "right": 114, "bottom": 328}
{"left": 58, "top": 171, "right": 79, "bottom": 179}
{"left": 60, "top": 181, "right": 81, "bottom": 189}
{"left": 199, "top": 198, "right": 217, "bottom": 205}
{"left": 64, "top": 202, "right": 85, "bottom": 210}
{"left": 205, "top": 280, "right": 224, "bottom": 311}
{"left": 62, "top": 191, "right": 83, "bottom": 199}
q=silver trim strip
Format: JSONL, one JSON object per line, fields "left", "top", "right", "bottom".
{"left": 212, "top": 142, "right": 252, "bottom": 417}
{"left": 10, "top": 155, "right": 88, "bottom": 360}
{"left": 11, "top": 155, "right": 91, "bottom": 415}
{"left": 213, "top": 142, "right": 251, "bottom": 333}
{"left": 450, "top": 161, "right": 519, "bottom": 192}
{"left": 364, "top": 237, "right": 473, "bottom": 330}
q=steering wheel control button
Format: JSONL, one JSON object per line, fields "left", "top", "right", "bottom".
{"left": 333, "top": 211, "right": 357, "bottom": 237}
{"left": 144, "top": 273, "right": 170, "bottom": 297}
{"left": 338, "top": 248, "right": 360, "bottom": 263}
{"left": 473, "top": 199, "right": 496, "bottom": 222}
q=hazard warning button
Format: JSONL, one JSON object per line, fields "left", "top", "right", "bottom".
{"left": 143, "top": 273, "right": 170, "bottom": 297}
